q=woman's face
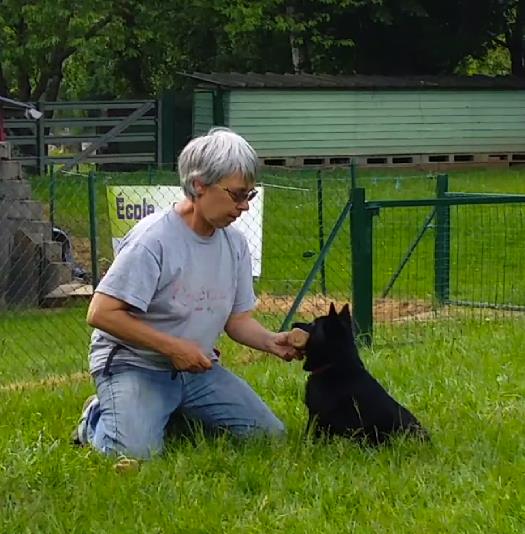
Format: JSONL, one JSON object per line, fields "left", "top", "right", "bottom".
{"left": 195, "top": 171, "right": 257, "bottom": 229}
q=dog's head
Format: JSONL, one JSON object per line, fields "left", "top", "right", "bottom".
{"left": 293, "top": 303, "right": 365, "bottom": 373}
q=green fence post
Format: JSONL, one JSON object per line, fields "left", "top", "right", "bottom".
{"left": 316, "top": 170, "right": 327, "bottom": 295}
{"left": 350, "top": 159, "right": 357, "bottom": 191}
{"left": 156, "top": 97, "right": 163, "bottom": 170}
{"left": 36, "top": 100, "right": 45, "bottom": 175}
{"left": 350, "top": 187, "right": 375, "bottom": 345}
{"left": 160, "top": 91, "right": 177, "bottom": 170}
{"left": 49, "top": 164, "right": 56, "bottom": 229}
{"left": 148, "top": 164, "right": 154, "bottom": 185}
{"left": 88, "top": 170, "right": 100, "bottom": 288}
{"left": 434, "top": 174, "right": 450, "bottom": 305}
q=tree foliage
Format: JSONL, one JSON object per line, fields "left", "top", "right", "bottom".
{"left": 1, "top": 0, "right": 524, "bottom": 101}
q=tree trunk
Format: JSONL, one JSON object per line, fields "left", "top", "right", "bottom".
{"left": 286, "top": 4, "right": 311, "bottom": 73}
{"left": 17, "top": 72, "right": 31, "bottom": 101}
{"left": 508, "top": 0, "right": 525, "bottom": 76}
{"left": 0, "top": 66, "right": 9, "bottom": 97}
{"left": 286, "top": 5, "right": 301, "bottom": 73}
{"left": 45, "top": 73, "right": 63, "bottom": 103}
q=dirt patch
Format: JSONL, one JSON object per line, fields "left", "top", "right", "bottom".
{"left": 0, "top": 371, "right": 89, "bottom": 393}
{"left": 374, "top": 299, "right": 433, "bottom": 322}
{"left": 256, "top": 294, "right": 433, "bottom": 322}
{"left": 71, "top": 238, "right": 111, "bottom": 278}
{"left": 256, "top": 294, "right": 525, "bottom": 323}
{"left": 71, "top": 238, "right": 92, "bottom": 271}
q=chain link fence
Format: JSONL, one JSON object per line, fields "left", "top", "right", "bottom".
{"left": 2, "top": 164, "right": 525, "bottom": 386}
{"left": 356, "top": 172, "right": 525, "bottom": 343}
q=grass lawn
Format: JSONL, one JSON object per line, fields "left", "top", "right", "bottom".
{"left": 0, "top": 306, "right": 90, "bottom": 384}
{"left": 1, "top": 318, "right": 524, "bottom": 532}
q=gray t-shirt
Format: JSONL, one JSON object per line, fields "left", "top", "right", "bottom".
{"left": 89, "top": 207, "right": 256, "bottom": 374}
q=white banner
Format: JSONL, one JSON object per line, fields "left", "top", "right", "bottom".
{"left": 106, "top": 185, "right": 264, "bottom": 276}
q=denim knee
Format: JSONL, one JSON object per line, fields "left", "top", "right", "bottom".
{"left": 232, "top": 412, "right": 286, "bottom": 439}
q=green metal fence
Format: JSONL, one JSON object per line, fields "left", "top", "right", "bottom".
{"left": 352, "top": 177, "right": 525, "bottom": 343}
{"left": 2, "top": 165, "right": 525, "bottom": 387}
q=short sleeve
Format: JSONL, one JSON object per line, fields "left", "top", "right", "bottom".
{"left": 231, "top": 236, "right": 256, "bottom": 314}
{"left": 95, "top": 243, "right": 161, "bottom": 312}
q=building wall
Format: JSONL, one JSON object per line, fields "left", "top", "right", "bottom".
{"left": 222, "top": 89, "right": 525, "bottom": 158}
{"left": 192, "top": 90, "right": 214, "bottom": 136}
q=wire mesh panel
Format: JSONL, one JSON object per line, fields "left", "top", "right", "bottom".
{"left": 254, "top": 168, "right": 354, "bottom": 330}
{"left": 1, "top": 168, "right": 93, "bottom": 385}
{"left": 373, "top": 205, "right": 436, "bottom": 325}
{"left": 448, "top": 203, "right": 525, "bottom": 311}
{"left": 3, "top": 163, "right": 525, "bottom": 386}
{"left": 372, "top": 195, "right": 525, "bottom": 341}
{"left": 0, "top": 164, "right": 357, "bottom": 386}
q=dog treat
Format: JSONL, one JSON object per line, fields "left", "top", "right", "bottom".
{"left": 289, "top": 328, "right": 309, "bottom": 349}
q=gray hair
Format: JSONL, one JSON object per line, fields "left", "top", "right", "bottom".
{"left": 178, "top": 127, "right": 258, "bottom": 199}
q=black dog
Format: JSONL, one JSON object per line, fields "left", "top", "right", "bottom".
{"left": 293, "top": 303, "right": 429, "bottom": 445}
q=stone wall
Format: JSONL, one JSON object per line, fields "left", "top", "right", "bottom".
{"left": 0, "top": 147, "right": 71, "bottom": 310}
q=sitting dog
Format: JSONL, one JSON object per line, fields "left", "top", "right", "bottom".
{"left": 292, "top": 303, "right": 429, "bottom": 445}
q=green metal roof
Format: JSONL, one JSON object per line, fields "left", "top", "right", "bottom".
{"left": 181, "top": 72, "right": 525, "bottom": 90}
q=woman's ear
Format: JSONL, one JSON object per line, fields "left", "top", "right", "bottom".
{"left": 193, "top": 179, "right": 205, "bottom": 197}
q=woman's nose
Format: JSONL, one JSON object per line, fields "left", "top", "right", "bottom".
{"left": 239, "top": 198, "right": 250, "bottom": 211}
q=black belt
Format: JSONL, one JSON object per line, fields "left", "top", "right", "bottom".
{"left": 103, "top": 344, "right": 179, "bottom": 379}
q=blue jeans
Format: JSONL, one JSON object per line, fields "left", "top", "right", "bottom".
{"left": 85, "top": 362, "right": 285, "bottom": 458}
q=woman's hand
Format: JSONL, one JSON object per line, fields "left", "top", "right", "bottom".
{"left": 166, "top": 338, "right": 213, "bottom": 373}
{"left": 265, "top": 331, "right": 304, "bottom": 362}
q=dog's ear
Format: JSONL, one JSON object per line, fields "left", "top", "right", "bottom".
{"left": 328, "top": 302, "right": 337, "bottom": 317}
{"left": 338, "top": 303, "right": 352, "bottom": 323}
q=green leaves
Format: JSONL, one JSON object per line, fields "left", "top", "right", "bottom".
{"left": 0, "top": 0, "right": 521, "bottom": 101}
{"left": 0, "top": 0, "right": 113, "bottom": 100}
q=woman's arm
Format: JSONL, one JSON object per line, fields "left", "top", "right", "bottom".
{"left": 87, "top": 292, "right": 212, "bottom": 372}
{"left": 224, "top": 310, "right": 302, "bottom": 361}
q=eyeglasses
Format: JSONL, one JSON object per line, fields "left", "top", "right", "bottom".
{"left": 221, "top": 187, "right": 258, "bottom": 204}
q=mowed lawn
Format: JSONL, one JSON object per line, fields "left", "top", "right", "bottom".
{"left": 1, "top": 318, "right": 524, "bottom": 533}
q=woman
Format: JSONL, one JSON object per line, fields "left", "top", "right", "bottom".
{"left": 72, "top": 128, "right": 301, "bottom": 458}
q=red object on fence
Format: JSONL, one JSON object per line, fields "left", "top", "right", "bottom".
{"left": 0, "top": 109, "right": 6, "bottom": 141}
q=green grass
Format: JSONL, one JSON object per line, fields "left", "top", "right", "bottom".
{"left": 0, "top": 306, "right": 90, "bottom": 384}
{"left": 1, "top": 319, "right": 524, "bottom": 532}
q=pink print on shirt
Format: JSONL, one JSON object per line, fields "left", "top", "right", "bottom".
{"left": 171, "top": 282, "right": 229, "bottom": 312}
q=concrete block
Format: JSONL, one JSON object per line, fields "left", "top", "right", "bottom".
{"left": 0, "top": 180, "right": 32, "bottom": 200}
{"left": 3, "top": 219, "right": 51, "bottom": 241}
{"left": 0, "top": 160, "right": 23, "bottom": 179}
{"left": 2, "top": 200, "right": 44, "bottom": 220}
{"left": 40, "top": 261, "right": 72, "bottom": 296}
{"left": 0, "top": 142, "right": 11, "bottom": 160}
{"left": 6, "top": 229, "right": 41, "bottom": 308}
{"left": 42, "top": 240, "right": 63, "bottom": 262}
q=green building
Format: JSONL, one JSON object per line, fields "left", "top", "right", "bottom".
{"left": 182, "top": 72, "right": 525, "bottom": 168}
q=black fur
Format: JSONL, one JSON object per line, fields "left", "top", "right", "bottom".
{"left": 293, "top": 303, "right": 429, "bottom": 446}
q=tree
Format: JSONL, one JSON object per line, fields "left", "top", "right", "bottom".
{"left": 501, "top": 0, "right": 525, "bottom": 76}
{"left": 0, "top": 0, "right": 113, "bottom": 100}
{"left": 1, "top": 0, "right": 521, "bottom": 103}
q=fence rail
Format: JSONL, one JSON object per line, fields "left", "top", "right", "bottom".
{"left": 2, "top": 99, "right": 164, "bottom": 173}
